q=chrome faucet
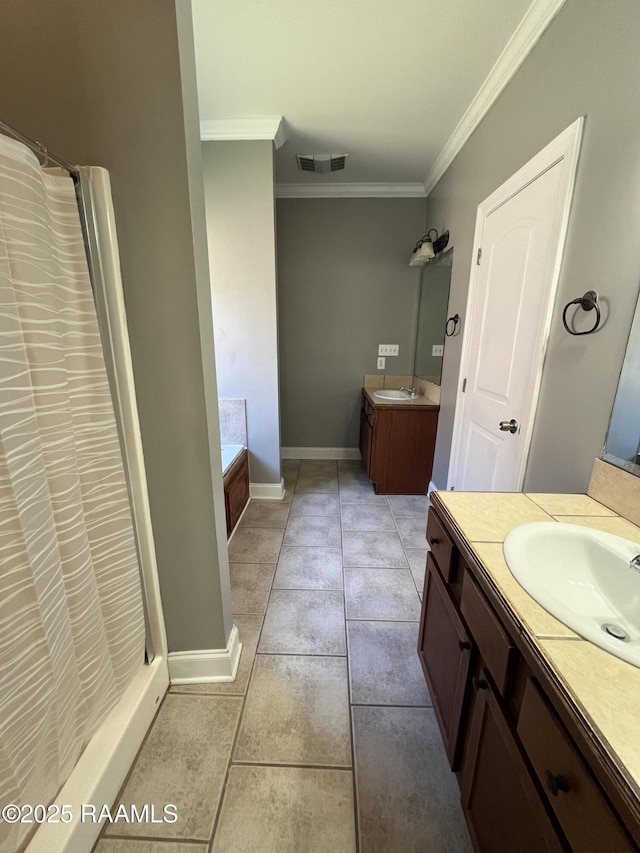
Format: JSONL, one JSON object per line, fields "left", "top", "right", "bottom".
{"left": 400, "top": 385, "right": 417, "bottom": 398}
{"left": 630, "top": 554, "right": 640, "bottom": 572}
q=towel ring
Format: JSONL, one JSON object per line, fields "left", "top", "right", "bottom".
{"left": 562, "top": 290, "right": 601, "bottom": 336}
{"left": 445, "top": 314, "right": 460, "bottom": 337}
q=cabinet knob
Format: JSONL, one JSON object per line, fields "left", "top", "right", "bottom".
{"left": 458, "top": 640, "right": 472, "bottom": 651}
{"left": 544, "top": 769, "right": 570, "bottom": 797}
{"left": 429, "top": 536, "right": 440, "bottom": 545}
{"left": 471, "top": 676, "right": 487, "bottom": 691}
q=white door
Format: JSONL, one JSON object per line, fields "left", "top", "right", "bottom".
{"left": 449, "top": 120, "right": 583, "bottom": 491}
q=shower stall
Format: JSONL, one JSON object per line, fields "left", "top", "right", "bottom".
{"left": 0, "top": 122, "right": 168, "bottom": 853}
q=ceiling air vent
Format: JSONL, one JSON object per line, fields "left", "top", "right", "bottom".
{"left": 296, "top": 154, "right": 348, "bottom": 174}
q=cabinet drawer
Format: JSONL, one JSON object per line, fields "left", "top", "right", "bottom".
{"left": 517, "top": 678, "right": 635, "bottom": 851}
{"left": 460, "top": 571, "right": 517, "bottom": 696}
{"left": 426, "top": 510, "right": 456, "bottom": 582}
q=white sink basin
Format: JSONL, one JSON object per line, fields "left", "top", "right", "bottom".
{"left": 503, "top": 522, "right": 640, "bottom": 667}
{"left": 373, "top": 389, "right": 413, "bottom": 400}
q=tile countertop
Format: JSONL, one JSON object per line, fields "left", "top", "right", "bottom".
{"left": 362, "top": 388, "right": 439, "bottom": 409}
{"left": 432, "top": 490, "right": 640, "bottom": 799}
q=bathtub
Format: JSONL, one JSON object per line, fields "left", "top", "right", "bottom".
{"left": 221, "top": 443, "right": 246, "bottom": 475}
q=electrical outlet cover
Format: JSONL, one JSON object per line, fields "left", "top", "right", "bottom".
{"left": 377, "top": 356, "right": 385, "bottom": 369}
{"left": 432, "top": 344, "right": 444, "bottom": 357}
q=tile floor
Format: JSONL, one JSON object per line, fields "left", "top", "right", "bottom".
{"left": 95, "top": 459, "right": 471, "bottom": 853}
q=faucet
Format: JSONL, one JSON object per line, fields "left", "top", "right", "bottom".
{"left": 631, "top": 555, "right": 640, "bottom": 572}
{"left": 400, "top": 385, "right": 417, "bottom": 398}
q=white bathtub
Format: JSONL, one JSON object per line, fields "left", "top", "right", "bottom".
{"left": 221, "top": 443, "right": 245, "bottom": 474}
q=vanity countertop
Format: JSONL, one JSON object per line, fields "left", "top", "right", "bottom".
{"left": 432, "top": 489, "right": 640, "bottom": 800}
{"left": 362, "top": 387, "right": 440, "bottom": 409}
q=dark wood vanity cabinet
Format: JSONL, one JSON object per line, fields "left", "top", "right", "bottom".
{"left": 224, "top": 448, "right": 249, "bottom": 537}
{"left": 359, "top": 391, "right": 438, "bottom": 494}
{"left": 419, "top": 555, "right": 472, "bottom": 768}
{"left": 418, "top": 501, "right": 640, "bottom": 853}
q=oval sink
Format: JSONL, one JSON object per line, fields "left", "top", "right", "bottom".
{"left": 373, "top": 389, "right": 413, "bottom": 400}
{"left": 503, "top": 522, "right": 640, "bottom": 668}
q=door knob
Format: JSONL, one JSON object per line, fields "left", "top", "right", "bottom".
{"left": 499, "top": 419, "right": 519, "bottom": 434}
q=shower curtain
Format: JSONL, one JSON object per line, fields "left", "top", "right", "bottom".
{"left": 0, "top": 135, "right": 145, "bottom": 852}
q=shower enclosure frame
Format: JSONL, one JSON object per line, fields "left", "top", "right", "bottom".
{"left": 0, "top": 120, "right": 169, "bottom": 853}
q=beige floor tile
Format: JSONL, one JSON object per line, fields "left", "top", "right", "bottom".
{"left": 338, "top": 467, "right": 370, "bottom": 486}
{"left": 281, "top": 459, "right": 301, "bottom": 475}
{"left": 283, "top": 514, "right": 341, "bottom": 546}
{"left": 295, "top": 476, "right": 339, "bottom": 495}
{"left": 406, "top": 548, "right": 428, "bottom": 593}
{"left": 234, "top": 655, "right": 351, "bottom": 766}
{"left": 282, "top": 483, "right": 294, "bottom": 504}
{"left": 352, "top": 707, "right": 471, "bottom": 853}
{"left": 212, "top": 766, "right": 356, "bottom": 853}
{"left": 239, "top": 500, "right": 290, "bottom": 528}
{"left": 228, "top": 528, "right": 284, "bottom": 563}
{"left": 299, "top": 460, "right": 338, "bottom": 475}
{"left": 394, "top": 516, "right": 427, "bottom": 549}
{"left": 106, "top": 694, "right": 242, "bottom": 841}
{"left": 339, "top": 483, "right": 387, "bottom": 504}
{"left": 341, "top": 503, "right": 396, "bottom": 531}
{"left": 290, "top": 493, "right": 341, "bottom": 515}
{"left": 259, "top": 589, "right": 346, "bottom": 654}
{"left": 347, "top": 621, "right": 431, "bottom": 706}
{"left": 386, "top": 494, "right": 430, "bottom": 518}
{"left": 345, "top": 568, "right": 421, "bottom": 620}
{"left": 170, "top": 614, "right": 262, "bottom": 696}
{"left": 230, "top": 563, "right": 276, "bottom": 614}
{"left": 97, "top": 842, "right": 207, "bottom": 853}
{"left": 273, "top": 545, "right": 343, "bottom": 590}
{"left": 342, "top": 531, "right": 408, "bottom": 568}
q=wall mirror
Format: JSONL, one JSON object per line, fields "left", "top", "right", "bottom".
{"left": 602, "top": 288, "right": 640, "bottom": 476}
{"left": 413, "top": 247, "right": 453, "bottom": 385}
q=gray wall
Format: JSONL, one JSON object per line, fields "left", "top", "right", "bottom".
{"left": 427, "top": 0, "right": 640, "bottom": 492}
{"left": 202, "top": 141, "right": 281, "bottom": 485}
{"left": 0, "top": 0, "right": 232, "bottom": 652}
{"left": 277, "top": 198, "right": 426, "bottom": 448}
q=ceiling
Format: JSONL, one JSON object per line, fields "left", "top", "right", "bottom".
{"left": 192, "top": 0, "right": 538, "bottom": 189}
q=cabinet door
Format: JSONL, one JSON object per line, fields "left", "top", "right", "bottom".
{"left": 461, "top": 670, "right": 565, "bottom": 853}
{"left": 418, "top": 555, "right": 473, "bottom": 769}
{"left": 359, "top": 404, "right": 373, "bottom": 477}
{"left": 517, "top": 677, "right": 635, "bottom": 851}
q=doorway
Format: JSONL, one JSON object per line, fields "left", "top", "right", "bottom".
{"left": 448, "top": 118, "right": 583, "bottom": 491}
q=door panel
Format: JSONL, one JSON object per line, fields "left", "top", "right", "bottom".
{"left": 454, "top": 162, "right": 567, "bottom": 492}
{"left": 461, "top": 422, "right": 501, "bottom": 492}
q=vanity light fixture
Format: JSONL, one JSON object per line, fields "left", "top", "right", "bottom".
{"left": 409, "top": 229, "right": 450, "bottom": 267}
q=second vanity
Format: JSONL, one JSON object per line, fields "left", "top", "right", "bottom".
{"left": 420, "top": 487, "right": 640, "bottom": 852}
{"left": 359, "top": 387, "right": 439, "bottom": 494}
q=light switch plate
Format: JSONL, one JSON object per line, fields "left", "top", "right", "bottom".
{"left": 377, "top": 356, "right": 385, "bottom": 369}
{"left": 378, "top": 344, "right": 399, "bottom": 356}
{"left": 432, "top": 344, "right": 444, "bottom": 356}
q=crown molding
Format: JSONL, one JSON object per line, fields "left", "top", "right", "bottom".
{"left": 423, "top": 0, "right": 568, "bottom": 196}
{"left": 275, "top": 182, "right": 427, "bottom": 198}
{"left": 200, "top": 116, "right": 287, "bottom": 149}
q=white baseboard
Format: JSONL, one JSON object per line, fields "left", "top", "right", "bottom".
{"left": 281, "top": 447, "right": 361, "bottom": 460}
{"left": 428, "top": 481, "right": 439, "bottom": 496}
{"left": 250, "top": 478, "right": 285, "bottom": 500}
{"left": 168, "top": 624, "right": 242, "bottom": 685}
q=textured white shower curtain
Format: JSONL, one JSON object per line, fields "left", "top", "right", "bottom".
{"left": 0, "top": 135, "right": 145, "bottom": 852}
